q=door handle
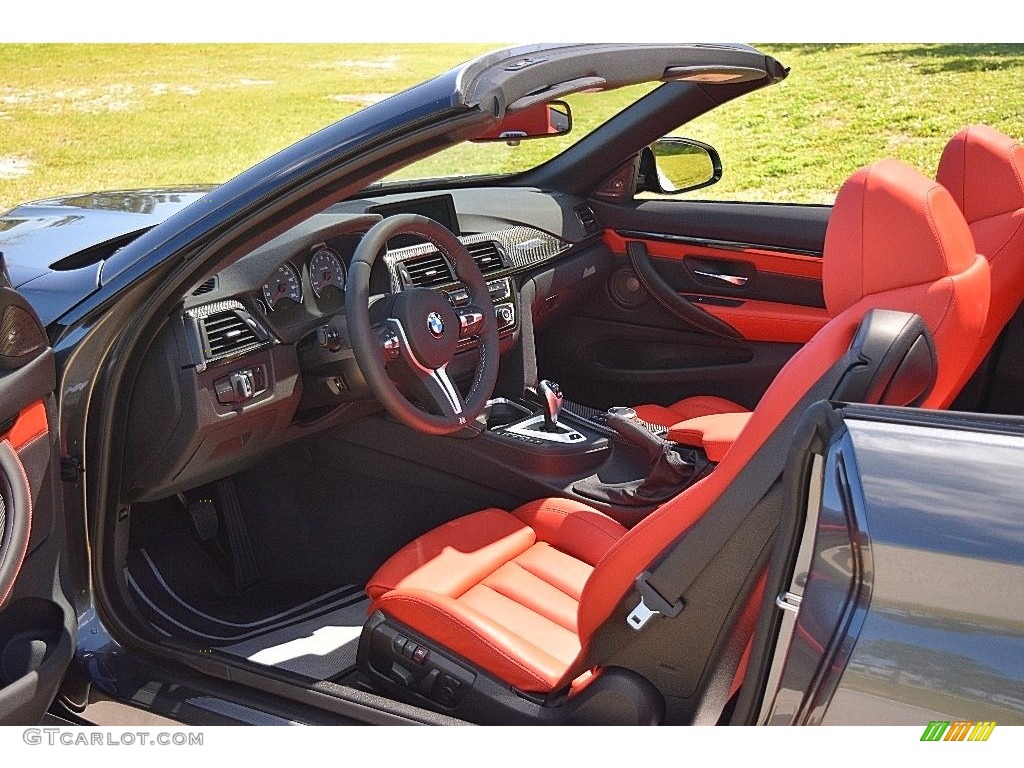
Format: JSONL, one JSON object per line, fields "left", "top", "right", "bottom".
{"left": 693, "top": 269, "right": 750, "bottom": 287}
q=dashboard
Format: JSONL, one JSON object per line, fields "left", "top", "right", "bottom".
{"left": 122, "top": 187, "right": 612, "bottom": 501}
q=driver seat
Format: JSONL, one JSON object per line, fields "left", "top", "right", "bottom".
{"left": 357, "top": 159, "right": 989, "bottom": 722}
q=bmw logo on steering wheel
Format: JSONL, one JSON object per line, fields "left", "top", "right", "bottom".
{"left": 427, "top": 311, "right": 445, "bottom": 338}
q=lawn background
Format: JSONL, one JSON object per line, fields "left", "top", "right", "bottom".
{"left": 2, "top": 43, "right": 1023, "bottom": 211}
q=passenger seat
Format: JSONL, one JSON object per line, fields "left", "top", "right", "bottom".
{"left": 636, "top": 125, "right": 1023, "bottom": 458}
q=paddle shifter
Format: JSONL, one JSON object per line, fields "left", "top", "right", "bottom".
{"left": 538, "top": 379, "right": 563, "bottom": 432}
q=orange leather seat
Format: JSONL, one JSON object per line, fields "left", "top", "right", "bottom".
{"left": 362, "top": 160, "right": 989, "bottom": 698}
{"left": 935, "top": 124, "right": 1024, "bottom": 406}
{"left": 632, "top": 395, "right": 749, "bottom": 428}
{"left": 366, "top": 499, "right": 626, "bottom": 691}
{"left": 640, "top": 125, "right": 1022, "bottom": 457}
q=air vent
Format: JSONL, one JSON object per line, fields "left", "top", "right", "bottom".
{"left": 192, "top": 277, "right": 217, "bottom": 296}
{"left": 466, "top": 241, "right": 507, "bottom": 276}
{"left": 575, "top": 205, "right": 600, "bottom": 236}
{"left": 401, "top": 253, "right": 454, "bottom": 288}
{"left": 200, "top": 309, "right": 263, "bottom": 359}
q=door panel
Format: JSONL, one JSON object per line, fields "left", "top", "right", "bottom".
{"left": 605, "top": 229, "right": 824, "bottom": 306}
{"left": 0, "top": 281, "right": 74, "bottom": 725}
{"left": 594, "top": 199, "right": 831, "bottom": 254}
{"left": 697, "top": 299, "right": 828, "bottom": 344}
{"left": 538, "top": 200, "right": 830, "bottom": 412}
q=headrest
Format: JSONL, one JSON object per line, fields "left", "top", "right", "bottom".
{"left": 937, "top": 124, "right": 1024, "bottom": 225}
{"left": 823, "top": 158, "right": 976, "bottom": 317}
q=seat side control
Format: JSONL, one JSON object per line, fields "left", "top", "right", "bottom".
{"left": 372, "top": 622, "right": 474, "bottom": 708}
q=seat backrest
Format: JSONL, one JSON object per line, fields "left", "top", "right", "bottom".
{"left": 936, "top": 124, "right": 1024, "bottom": 406}
{"left": 563, "top": 159, "right": 989, "bottom": 689}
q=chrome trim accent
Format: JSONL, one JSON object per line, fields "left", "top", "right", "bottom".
{"left": 693, "top": 269, "right": 750, "bottom": 287}
{"left": 627, "top": 597, "right": 657, "bottom": 631}
{"left": 458, "top": 309, "right": 485, "bottom": 334}
{"left": 616, "top": 230, "right": 824, "bottom": 259}
{"left": 482, "top": 397, "right": 533, "bottom": 418}
{"left": 503, "top": 414, "right": 585, "bottom": 444}
{"left": 428, "top": 366, "right": 463, "bottom": 416}
{"left": 184, "top": 299, "right": 273, "bottom": 372}
{"left": 495, "top": 302, "right": 516, "bottom": 331}
{"left": 775, "top": 591, "right": 803, "bottom": 614}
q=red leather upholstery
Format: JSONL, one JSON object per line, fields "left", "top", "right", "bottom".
{"left": 366, "top": 160, "right": 989, "bottom": 696}
{"left": 822, "top": 160, "right": 984, "bottom": 408}
{"left": 633, "top": 396, "right": 748, "bottom": 428}
{"left": 0, "top": 401, "right": 48, "bottom": 451}
{"left": 936, "top": 125, "right": 1024, "bottom": 406}
{"left": 367, "top": 499, "right": 627, "bottom": 691}
{"left": 638, "top": 139, "right": 1003, "bottom": 435}
{"left": 666, "top": 411, "right": 752, "bottom": 462}
{"left": 582, "top": 160, "right": 986, "bottom": 645}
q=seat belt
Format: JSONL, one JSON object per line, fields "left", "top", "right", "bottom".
{"left": 624, "top": 308, "right": 936, "bottom": 630}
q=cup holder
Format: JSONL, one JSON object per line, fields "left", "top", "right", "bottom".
{"left": 479, "top": 398, "right": 534, "bottom": 431}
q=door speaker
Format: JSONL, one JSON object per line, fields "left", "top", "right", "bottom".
{"left": 608, "top": 267, "right": 647, "bottom": 310}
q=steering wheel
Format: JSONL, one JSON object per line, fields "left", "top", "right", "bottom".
{"left": 346, "top": 214, "right": 500, "bottom": 436}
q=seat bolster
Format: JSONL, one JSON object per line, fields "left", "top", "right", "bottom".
{"left": 512, "top": 498, "right": 626, "bottom": 564}
{"left": 377, "top": 588, "right": 570, "bottom": 692}
{"left": 666, "top": 411, "right": 753, "bottom": 462}
{"left": 366, "top": 509, "right": 535, "bottom": 601}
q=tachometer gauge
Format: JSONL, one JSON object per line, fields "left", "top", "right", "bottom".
{"left": 261, "top": 262, "right": 303, "bottom": 310}
{"left": 309, "top": 247, "right": 346, "bottom": 298}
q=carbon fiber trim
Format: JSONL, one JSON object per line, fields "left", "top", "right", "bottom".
{"left": 0, "top": 305, "right": 46, "bottom": 361}
{"left": 384, "top": 226, "right": 570, "bottom": 292}
{"left": 183, "top": 300, "right": 273, "bottom": 368}
{"left": 562, "top": 399, "right": 669, "bottom": 437}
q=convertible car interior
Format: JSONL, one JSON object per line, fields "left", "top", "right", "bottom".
{"left": 101, "top": 144, "right": 1020, "bottom": 724}
{"left": 19, "top": 46, "right": 1018, "bottom": 726}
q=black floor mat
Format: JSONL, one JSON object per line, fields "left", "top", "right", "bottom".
{"left": 126, "top": 499, "right": 361, "bottom": 647}
{"left": 231, "top": 442, "right": 488, "bottom": 587}
{"left": 126, "top": 538, "right": 361, "bottom": 645}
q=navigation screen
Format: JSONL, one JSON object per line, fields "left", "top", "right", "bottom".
{"left": 366, "top": 194, "right": 461, "bottom": 248}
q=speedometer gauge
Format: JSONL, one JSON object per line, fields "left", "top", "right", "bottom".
{"left": 261, "top": 262, "right": 303, "bottom": 310}
{"left": 309, "top": 247, "right": 346, "bottom": 298}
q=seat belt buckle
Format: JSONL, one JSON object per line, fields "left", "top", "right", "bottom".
{"left": 627, "top": 571, "right": 684, "bottom": 631}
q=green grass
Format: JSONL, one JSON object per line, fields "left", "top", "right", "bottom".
{"left": 683, "top": 44, "right": 1024, "bottom": 203}
{"left": 2, "top": 43, "right": 1024, "bottom": 212}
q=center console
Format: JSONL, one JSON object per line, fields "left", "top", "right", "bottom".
{"left": 468, "top": 380, "right": 709, "bottom": 526}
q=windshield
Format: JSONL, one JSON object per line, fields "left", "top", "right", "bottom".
{"left": 381, "top": 83, "right": 658, "bottom": 184}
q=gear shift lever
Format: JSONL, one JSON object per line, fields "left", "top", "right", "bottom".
{"left": 538, "top": 379, "right": 563, "bottom": 432}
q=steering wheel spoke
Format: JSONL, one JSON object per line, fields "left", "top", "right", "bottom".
{"left": 418, "top": 365, "right": 466, "bottom": 420}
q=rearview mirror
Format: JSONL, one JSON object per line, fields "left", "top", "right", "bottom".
{"left": 638, "top": 137, "right": 722, "bottom": 195}
{"left": 471, "top": 101, "right": 572, "bottom": 145}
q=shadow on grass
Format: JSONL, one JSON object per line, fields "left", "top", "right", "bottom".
{"left": 865, "top": 44, "right": 1024, "bottom": 73}
{"left": 762, "top": 44, "right": 1024, "bottom": 74}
